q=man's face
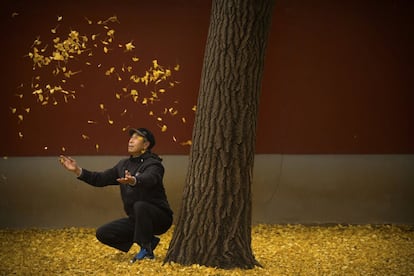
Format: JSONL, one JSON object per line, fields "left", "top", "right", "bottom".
{"left": 128, "top": 133, "right": 149, "bottom": 156}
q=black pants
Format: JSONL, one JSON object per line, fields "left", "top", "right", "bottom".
{"left": 96, "top": 201, "right": 172, "bottom": 252}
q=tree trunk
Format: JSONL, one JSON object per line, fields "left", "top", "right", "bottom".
{"left": 164, "top": 0, "right": 274, "bottom": 269}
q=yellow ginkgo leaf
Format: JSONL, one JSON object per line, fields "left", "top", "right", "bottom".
{"left": 52, "top": 51, "right": 64, "bottom": 61}
{"left": 180, "top": 140, "right": 192, "bottom": 146}
{"left": 84, "top": 17, "right": 93, "bottom": 24}
{"left": 105, "top": 67, "right": 115, "bottom": 75}
{"left": 107, "top": 29, "right": 115, "bottom": 37}
{"left": 51, "top": 25, "right": 59, "bottom": 34}
{"left": 125, "top": 41, "right": 135, "bottom": 51}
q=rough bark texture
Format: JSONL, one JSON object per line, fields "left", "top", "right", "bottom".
{"left": 164, "top": 0, "right": 274, "bottom": 269}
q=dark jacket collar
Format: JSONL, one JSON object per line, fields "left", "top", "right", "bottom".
{"left": 129, "top": 151, "right": 162, "bottom": 162}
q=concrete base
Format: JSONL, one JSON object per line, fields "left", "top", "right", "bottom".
{"left": 0, "top": 155, "right": 413, "bottom": 228}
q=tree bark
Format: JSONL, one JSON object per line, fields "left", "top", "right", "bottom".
{"left": 164, "top": 0, "right": 274, "bottom": 269}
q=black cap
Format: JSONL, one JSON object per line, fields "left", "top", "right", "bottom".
{"left": 129, "top": 128, "right": 156, "bottom": 149}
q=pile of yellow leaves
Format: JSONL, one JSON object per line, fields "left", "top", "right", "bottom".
{"left": 0, "top": 224, "right": 413, "bottom": 275}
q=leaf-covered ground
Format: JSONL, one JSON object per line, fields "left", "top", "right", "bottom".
{"left": 0, "top": 224, "right": 413, "bottom": 275}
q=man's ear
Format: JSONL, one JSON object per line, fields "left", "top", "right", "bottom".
{"left": 144, "top": 140, "right": 150, "bottom": 149}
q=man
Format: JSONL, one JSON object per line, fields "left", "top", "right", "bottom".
{"left": 59, "top": 128, "right": 173, "bottom": 263}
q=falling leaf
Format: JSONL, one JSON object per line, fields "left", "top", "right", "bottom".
{"left": 81, "top": 134, "right": 90, "bottom": 139}
{"left": 57, "top": 16, "right": 63, "bottom": 21}
{"left": 120, "top": 109, "right": 127, "bottom": 116}
{"left": 107, "top": 116, "right": 114, "bottom": 125}
{"left": 18, "top": 132, "right": 23, "bottom": 139}
{"left": 18, "top": 115, "right": 23, "bottom": 122}
{"left": 169, "top": 108, "right": 178, "bottom": 116}
{"left": 51, "top": 24, "right": 59, "bottom": 34}
{"left": 84, "top": 17, "right": 93, "bottom": 24}
{"left": 130, "top": 75, "right": 140, "bottom": 83}
{"left": 132, "top": 57, "right": 139, "bottom": 62}
{"left": 61, "top": 147, "right": 66, "bottom": 152}
{"left": 161, "top": 125, "right": 167, "bottom": 132}
{"left": 174, "top": 64, "right": 180, "bottom": 71}
{"left": 95, "top": 144, "right": 99, "bottom": 152}
{"left": 106, "top": 29, "right": 115, "bottom": 38}
{"left": 87, "top": 120, "right": 96, "bottom": 124}
{"left": 103, "top": 46, "right": 109, "bottom": 53}
{"left": 130, "top": 89, "right": 138, "bottom": 102}
{"left": 192, "top": 105, "right": 197, "bottom": 111}
{"left": 172, "top": 136, "right": 177, "bottom": 142}
{"left": 125, "top": 41, "right": 135, "bottom": 51}
{"left": 105, "top": 67, "right": 115, "bottom": 75}
{"left": 44, "top": 146, "right": 48, "bottom": 150}
{"left": 102, "top": 15, "right": 119, "bottom": 24}
{"left": 182, "top": 117, "right": 186, "bottom": 123}
{"left": 10, "top": 108, "right": 17, "bottom": 114}
{"left": 180, "top": 140, "right": 192, "bottom": 146}
{"left": 11, "top": 12, "right": 19, "bottom": 18}
{"left": 63, "top": 70, "right": 81, "bottom": 78}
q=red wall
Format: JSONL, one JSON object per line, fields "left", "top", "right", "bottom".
{"left": 1, "top": 0, "right": 413, "bottom": 156}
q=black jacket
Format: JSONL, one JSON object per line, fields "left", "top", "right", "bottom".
{"left": 77, "top": 151, "right": 173, "bottom": 218}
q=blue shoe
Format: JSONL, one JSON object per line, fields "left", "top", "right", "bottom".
{"left": 129, "top": 236, "right": 160, "bottom": 263}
